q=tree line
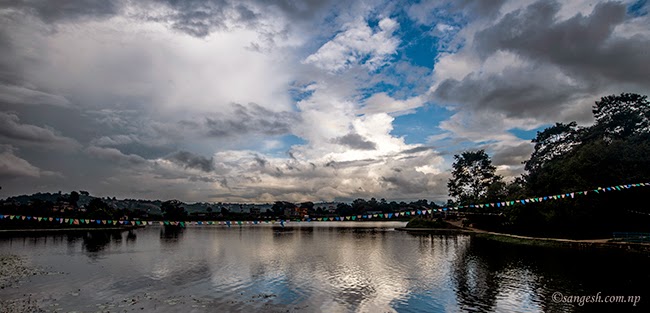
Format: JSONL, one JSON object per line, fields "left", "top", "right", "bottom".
{"left": 447, "top": 93, "right": 650, "bottom": 238}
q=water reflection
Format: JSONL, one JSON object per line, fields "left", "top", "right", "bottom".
{"left": 1, "top": 225, "right": 648, "bottom": 313}
{"left": 449, "top": 236, "right": 650, "bottom": 313}
{"left": 81, "top": 231, "right": 127, "bottom": 253}
{"left": 159, "top": 225, "right": 184, "bottom": 244}
{"left": 452, "top": 236, "right": 511, "bottom": 312}
{"left": 126, "top": 230, "right": 137, "bottom": 242}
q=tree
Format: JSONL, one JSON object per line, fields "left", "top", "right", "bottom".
{"left": 301, "top": 201, "right": 315, "bottom": 215}
{"left": 592, "top": 93, "right": 650, "bottom": 140}
{"left": 271, "top": 201, "right": 295, "bottom": 217}
{"left": 87, "top": 198, "right": 107, "bottom": 210}
{"left": 368, "top": 198, "right": 379, "bottom": 210}
{"left": 485, "top": 180, "right": 507, "bottom": 203}
{"left": 336, "top": 203, "right": 353, "bottom": 216}
{"left": 524, "top": 122, "right": 581, "bottom": 174}
{"left": 352, "top": 198, "right": 368, "bottom": 214}
{"left": 448, "top": 150, "right": 503, "bottom": 204}
{"left": 525, "top": 93, "right": 650, "bottom": 194}
{"left": 514, "top": 93, "right": 650, "bottom": 237}
{"left": 161, "top": 200, "right": 188, "bottom": 220}
{"left": 409, "top": 199, "right": 429, "bottom": 208}
{"left": 69, "top": 191, "right": 80, "bottom": 208}
{"left": 86, "top": 198, "right": 116, "bottom": 219}
{"left": 505, "top": 177, "right": 527, "bottom": 200}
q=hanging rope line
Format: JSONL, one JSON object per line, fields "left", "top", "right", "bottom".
{"left": 1, "top": 182, "right": 648, "bottom": 228}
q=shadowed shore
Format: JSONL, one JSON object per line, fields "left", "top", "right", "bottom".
{"left": 396, "top": 220, "right": 650, "bottom": 254}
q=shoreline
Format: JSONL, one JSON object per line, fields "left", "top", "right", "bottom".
{"left": 396, "top": 226, "right": 650, "bottom": 253}
{"left": 0, "top": 226, "right": 142, "bottom": 234}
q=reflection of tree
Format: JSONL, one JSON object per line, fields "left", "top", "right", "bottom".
{"left": 450, "top": 237, "right": 586, "bottom": 313}
{"left": 160, "top": 225, "right": 184, "bottom": 244}
{"left": 126, "top": 230, "right": 137, "bottom": 243}
{"left": 451, "top": 238, "right": 503, "bottom": 312}
{"left": 80, "top": 230, "right": 124, "bottom": 254}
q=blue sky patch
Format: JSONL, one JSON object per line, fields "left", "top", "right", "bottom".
{"left": 391, "top": 106, "right": 453, "bottom": 144}
{"left": 396, "top": 16, "right": 439, "bottom": 69}
{"left": 628, "top": 0, "right": 648, "bottom": 17}
{"left": 508, "top": 125, "right": 549, "bottom": 141}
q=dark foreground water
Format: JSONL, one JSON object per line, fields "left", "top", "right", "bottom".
{"left": 1, "top": 222, "right": 648, "bottom": 313}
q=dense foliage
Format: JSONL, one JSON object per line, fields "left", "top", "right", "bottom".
{"left": 161, "top": 200, "right": 189, "bottom": 220}
{"left": 448, "top": 150, "right": 505, "bottom": 205}
{"left": 455, "top": 93, "right": 650, "bottom": 238}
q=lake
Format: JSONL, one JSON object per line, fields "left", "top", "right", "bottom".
{"left": 1, "top": 222, "right": 648, "bottom": 312}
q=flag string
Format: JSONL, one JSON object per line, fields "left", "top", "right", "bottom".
{"left": 1, "top": 182, "right": 648, "bottom": 227}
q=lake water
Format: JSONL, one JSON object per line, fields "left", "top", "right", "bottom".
{"left": 1, "top": 222, "right": 648, "bottom": 312}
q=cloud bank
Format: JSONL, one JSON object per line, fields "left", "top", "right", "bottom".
{"left": 1, "top": 0, "right": 648, "bottom": 203}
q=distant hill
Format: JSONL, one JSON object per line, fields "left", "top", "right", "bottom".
{"left": 1, "top": 192, "right": 294, "bottom": 215}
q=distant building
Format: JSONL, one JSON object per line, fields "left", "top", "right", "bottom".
{"left": 53, "top": 202, "right": 74, "bottom": 211}
{"left": 283, "top": 207, "right": 304, "bottom": 218}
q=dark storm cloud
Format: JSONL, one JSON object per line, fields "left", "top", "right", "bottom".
{"left": 0, "top": 144, "right": 40, "bottom": 179}
{"left": 187, "top": 176, "right": 229, "bottom": 189}
{"left": 0, "top": 85, "right": 72, "bottom": 107}
{"left": 491, "top": 142, "right": 534, "bottom": 166}
{"left": 85, "top": 146, "right": 147, "bottom": 165}
{"left": 91, "top": 134, "right": 139, "bottom": 146}
{"left": 0, "top": 28, "right": 20, "bottom": 85}
{"left": 148, "top": 0, "right": 334, "bottom": 37}
{"left": 0, "top": 0, "right": 122, "bottom": 23}
{"left": 400, "top": 146, "right": 435, "bottom": 155}
{"left": 204, "top": 103, "right": 299, "bottom": 137}
{"left": 381, "top": 175, "right": 428, "bottom": 194}
{"left": 434, "top": 66, "right": 592, "bottom": 119}
{"left": 263, "top": 0, "right": 334, "bottom": 19}
{"left": 165, "top": 150, "right": 214, "bottom": 172}
{"left": 332, "top": 133, "right": 377, "bottom": 150}
{"left": 433, "top": 0, "right": 650, "bottom": 121}
{"left": 456, "top": 0, "right": 506, "bottom": 17}
{"left": 0, "top": 0, "right": 331, "bottom": 39}
{"left": 0, "top": 111, "right": 79, "bottom": 148}
{"left": 253, "top": 154, "right": 268, "bottom": 168}
{"left": 475, "top": 1, "right": 649, "bottom": 85}
{"left": 324, "top": 158, "right": 379, "bottom": 169}
{"left": 147, "top": 0, "right": 232, "bottom": 37}
{"left": 0, "top": 1, "right": 120, "bottom": 90}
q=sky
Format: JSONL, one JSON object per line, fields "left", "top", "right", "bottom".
{"left": 0, "top": 0, "right": 649, "bottom": 203}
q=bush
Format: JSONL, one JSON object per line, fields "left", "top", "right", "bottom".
{"left": 405, "top": 217, "right": 455, "bottom": 228}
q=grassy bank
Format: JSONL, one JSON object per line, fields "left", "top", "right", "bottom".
{"left": 473, "top": 233, "right": 572, "bottom": 248}
{"left": 398, "top": 219, "right": 650, "bottom": 254}
{"left": 405, "top": 218, "right": 459, "bottom": 229}
{"left": 474, "top": 232, "right": 650, "bottom": 253}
